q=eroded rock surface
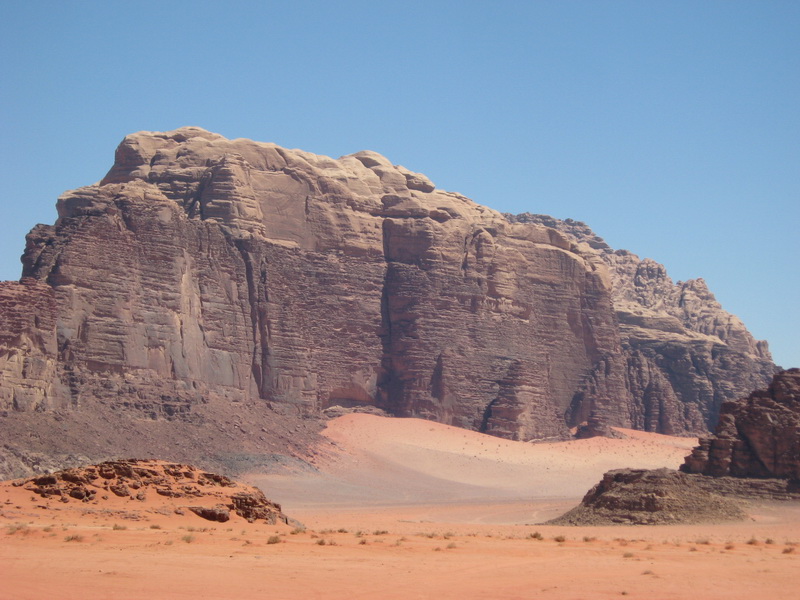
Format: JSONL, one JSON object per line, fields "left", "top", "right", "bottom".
{"left": 0, "top": 128, "right": 777, "bottom": 476}
{"left": 548, "top": 468, "right": 747, "bottom": 525}
{"left": 507, "top": 214, "right": 777, "bottom": 436}
{"left": 14, "top": 458, "right": 291, "bottom": 524}
{"left": 682, "top": 369, "right": 800, "bottom": 479}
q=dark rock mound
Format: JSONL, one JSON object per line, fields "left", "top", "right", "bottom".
{"left": 682, "top": 368, "right": 800, "bottom": 479}
{"left": 553, "top": 371, "right": 800, "bottom": 526}
{"left": 548, "top": 468, "right": 746, "bottom": 525}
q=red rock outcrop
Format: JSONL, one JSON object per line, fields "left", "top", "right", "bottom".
{"left": 0, "top": 128, "right": 777, "bottom": 476}
{"left": 682, "top": 369, "right": 800, "bottom": 479}
{"left": 14, "top": 458, "right": 292, "bottom": 524}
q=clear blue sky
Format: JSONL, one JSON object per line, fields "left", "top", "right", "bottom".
{"left": 1, "top": 1, "right": 797, "bottom": 368}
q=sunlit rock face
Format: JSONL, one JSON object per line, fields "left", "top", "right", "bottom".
{"left": 0, "top": 128, "right": 776, "bottom": 454}
{"left": 508, "top": 214, "right": 777, "bottom": 437}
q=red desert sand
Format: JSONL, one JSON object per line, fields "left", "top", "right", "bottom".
{"left": 2, "top": 414, "right": 798, "bottom": 600}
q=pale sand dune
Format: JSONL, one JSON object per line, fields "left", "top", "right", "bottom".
{"left": 250, "top": 414, "right": 698, "bottom": 510}
{"left": 2, "top": 415, "right": 799, "bottom": 600}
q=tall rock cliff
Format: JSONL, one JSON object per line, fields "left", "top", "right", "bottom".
{"left": 506, "top": 214, "right": 777, "bottom": 436}
{"left": 0, "top": 128, "right": 777, "bottom": 475}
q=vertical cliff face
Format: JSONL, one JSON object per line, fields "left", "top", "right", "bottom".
{"left": 0, "top": 128, "right": 778, "bottom": 475}
{"left": 1, "top": 127, "right": 630, "bottom": 449}
{"left": 508, "top": 214, "right": 777, "bottom": 435}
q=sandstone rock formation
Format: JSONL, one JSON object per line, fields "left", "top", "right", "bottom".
{"left": 0, "top": 128, "right": 777, "bottom": 476}
{"left": 682, "top": 368, "right": 800, "bottom": 479}
{"left": 547, "top": 468, "right": 747, "bottom": 525}
{"left": 15, "top": 458, "right": 293, "bottom": 524}
{"left": 554, "top": 371, "right": 800, "bottom": 525}
{"left": 507, "top": 214, "right": 777, "bottom": 436}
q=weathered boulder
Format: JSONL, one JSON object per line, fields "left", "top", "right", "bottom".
{"left": 682, "top": 369, "right": 800, "bottom": 479}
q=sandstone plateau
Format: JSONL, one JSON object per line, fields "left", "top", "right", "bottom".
{"left": 0, "top": 127, "right": 777, "bottom": 477}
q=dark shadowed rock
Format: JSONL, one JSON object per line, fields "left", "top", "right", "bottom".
{"left": 553, "top": 371, "right": 800, "bottom": 526}
{"left": 548, "top": 468, "right": 747, "bottom": 525}
{"left": 189, "top": 505, "right": 231, "bottom": 522}
{"left": 682, "top": 369, "right": 800, "bottom": 479}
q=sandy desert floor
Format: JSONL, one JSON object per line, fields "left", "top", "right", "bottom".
{"left": 2, "top": 414, "right": 799, "bottom": 600}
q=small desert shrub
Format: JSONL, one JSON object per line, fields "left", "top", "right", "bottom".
{"left": 725, "top": 543, "right": 735, "bottom": 550}
{"left": 623, "top": 552, "right": 634, "bottom": 558}
{"left": 316, "top": 538, "right": 327, "bottom": 546}
{"left": 5, "top": 523, "right": 30, "bottom": 535}
{"left": 765, "top": 538, "right": 775, "bottom": 545}
{"left": 528, "top": 531, "right": 543, "bottom": 540}
{"left": 149, "top": 524, "right": 162, "bottom": 530}
{"left": 782, "top": 546, "right": 795, "bottom": 554}
{"left": 373, "top": 530, "right": 388, "bottom": 535}
{"left": 181, "top": 534, "right": 195, "bottom": 543}
{"left": 583, "top": 536, "right": 596, "bottom": 542}
{"left": 267, "top": 535, "right": 281, "bottom": 545}
{"left": 112, "top": 524, "right": 127, "bottom": 531}
{"left": 359, "top": 539, "right": 367, "bottom": 545}
{"left": 446, "top": 542, "right": 457, "bottom": 549}
{"left": 290, "top": 527, "right": 305, "bottom": 535}
{"left": 746, "top": 537, "right": 759, "bottom": 545}
{"left": 64, "top": 534, "right": 84, "bottom": 542}
{"left": 553, "top": 535, "right": 566, "bottom": 543}
{"left": 337, "top": 528, "right": 348, "bottom": 533}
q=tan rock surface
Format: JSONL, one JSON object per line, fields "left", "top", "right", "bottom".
{"left": 0, "top": 128, "right": 776, "bottom": 477}
{"left": 508, "top": 213, "right": 777, "bottom": 436}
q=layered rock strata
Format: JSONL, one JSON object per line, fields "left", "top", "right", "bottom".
{"left": 0, "top": 128, "right": 777, "bottom": 475}
{"left": 547, "top": 468, "right": 747, "bottom": 525}
{"left": 507, "top": 214, "right": 777, "bottom": 435}
{"left": 556, "top": 371, "right": 800, "bottom": 525}
{"left": 14, "top": 458, "right": 293, "bottom": 524}
{"left": 682, "top": 368, "right": 800, "bottom": 479}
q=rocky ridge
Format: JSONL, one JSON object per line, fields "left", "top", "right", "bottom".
{"left": 0, "top": 127, "right": 777, "bottom": 477}
{"left": 14, "top": 458, "right": 293, "bottom": 524}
